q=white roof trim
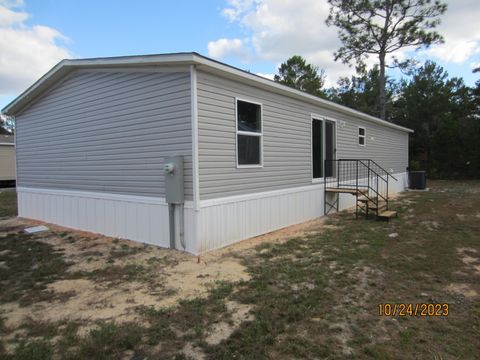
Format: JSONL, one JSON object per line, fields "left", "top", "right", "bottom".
{"left": 2, "top": 52, "right": 413, "bottom": 133}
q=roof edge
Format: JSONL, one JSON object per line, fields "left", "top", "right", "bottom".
{"left": 2, "top": 53, "right": 197, "bottom": 115}
{"left": 2, "top": 52, "right": 413, "bottom": 133}
{"left": 191, "top": 53, "right": 413, "bottom": 133}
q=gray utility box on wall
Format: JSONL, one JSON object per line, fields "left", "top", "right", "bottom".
{"left": 164, "top": 156, "right": 184, "bottom": 204}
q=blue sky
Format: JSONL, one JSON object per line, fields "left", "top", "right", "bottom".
{"left": 1, "top": 0, "right": 479, "bottom": 110}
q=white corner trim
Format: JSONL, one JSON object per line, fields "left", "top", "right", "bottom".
{"left": 17, "top": 187, "right": 195, "bottom": 208}
{"left": 14, "top": 130, "right": 18, "bottom": 184}
{"left": 190, "top": 65, "right": 200, "bottom": 211}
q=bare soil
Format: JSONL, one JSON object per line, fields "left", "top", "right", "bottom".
{"left": 1, "top": 181, "right": 479, "bottom": 359}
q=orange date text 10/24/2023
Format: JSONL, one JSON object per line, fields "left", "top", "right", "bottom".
{"left": 378, "top": 303, "right": 449, "bottom": 317}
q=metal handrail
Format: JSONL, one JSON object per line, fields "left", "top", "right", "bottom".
{"left": 338, "top": 158, "right": 398, "bottom": 181}
{"left": 323, "top": 158, "right": 394, "bottom": 218}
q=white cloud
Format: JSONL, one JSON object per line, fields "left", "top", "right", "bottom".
{"left": 0, "top": 0, "right": 24, "bottom": 8}
{"left": 210, "top": 0, "right": 358, "bottom": 86}
{"left": 221, "top": 0, "right": 256, "bottom": 22}
{"left": 427, "top": 40, "right": 478, "bottom": 64}
{"left": 255, "top": 72, "right": 275, "bottom": 80}
{"left": 207, "top": 38, "right": 251, "bottom": 61}
{"left": 471, "top": 62, "right": 480, "bottom": 71}
{"left": 420, "top": 1, "right": 480, "bottom": 63}
{"left": 0, "top": 3, "right": 26, "bottom": 26}
{"left": 0, "top": 2, "right": 71, "bottom": 96}
{"left": 421, "top": 0, "right": 480, "bottom": 64}
{"left": 210, "top": 0, "right": 480, "bottom": 86}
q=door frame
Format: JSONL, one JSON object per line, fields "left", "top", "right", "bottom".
{"left": 311, "top": 114, "right": 337, "bottom": 183}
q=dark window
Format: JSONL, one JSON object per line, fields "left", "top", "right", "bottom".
{"left": 238, "top": 135, "right": 261, "bottom": 165}
{"left": 237, "top": 100, "right": 261, "bottom": 133}
{"left": 358, "top": 127, "right": 366, "bottom": 146}
{"left": 237, "top": 99, "right": 262, "bottom": 166}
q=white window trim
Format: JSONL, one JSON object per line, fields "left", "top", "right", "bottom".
{"left": 235, "top": 97, "right": 263, "bottom": 168}
{"left": 358, "top": 126, "right": 366, "bottom": 147}
{"left": 310, "top": 114, "right": 337, "bottom": 182}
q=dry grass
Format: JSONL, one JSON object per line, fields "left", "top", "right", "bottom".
{"left": 0, "top": 180, "right": 479, "bottom": 359}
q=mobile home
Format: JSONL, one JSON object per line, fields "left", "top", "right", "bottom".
{"left": 2, "top": 53, "right": 412, "bottom": 253}
{"left": 0, "top": 135, "right": 15, "bottom": 185}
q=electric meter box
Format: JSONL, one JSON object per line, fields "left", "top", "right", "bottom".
{"left": 163, "top": 156, "right": 184, "bottom": 204}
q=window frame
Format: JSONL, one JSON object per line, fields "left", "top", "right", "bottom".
{"left": 235, "top": 97, "right": 263, "bottom": 168}
{"left": 358, "top": 126, "right": 366, "bottom": 147}
{"left": 311, "top": 114, "right": 337, "bottom": 183}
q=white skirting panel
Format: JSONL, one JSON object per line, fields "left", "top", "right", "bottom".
{"left": 17, "top": 172, "right": 407, "bottom": 254}
{"left": 17, "top": 187, "right": 197, "bottom": 252}
{"left": 195, "top": 172, "right": 408, "bottom": 253}
{"left": 196, "top": 184, "right": 325, "bottom": 253}
{"left": 392, "top": 172, "right": 409, "bottom": 193}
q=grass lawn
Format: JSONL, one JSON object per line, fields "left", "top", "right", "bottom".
{"left": 0, "top": 181, "right": 479, "bottom": 359}
{"left": 0, "top": 191, "right": 16, "bottom": 218}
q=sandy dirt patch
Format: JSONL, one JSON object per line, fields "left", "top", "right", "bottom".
{"left": 0, "top": 216, "right": 327, "bottom": 333}
{"left": 205, "top": 301, "right": 254, "bottom": 345}
{"left": 445, "top": 283, "right": 478, "bottom": 298}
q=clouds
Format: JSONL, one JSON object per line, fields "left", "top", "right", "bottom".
{"left": 422, "top": 0, "right": 480, "bottom": 64}
{"left": 0, "top": 1, "right": 71, "bottom": 96}
{"left": 208, "top": 0, "right": 361, "bottom": 85}
{"left": 208, "top": 0, "right": 480, "bottom": 86}
{"left": 207, "top": 38, "right": 251, "bottom": 61}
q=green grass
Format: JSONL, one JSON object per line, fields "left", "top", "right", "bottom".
{"left": 0, "top": 340, "right": 53, "bottom": 360}
{"left": 0, "top": 191, "right": 16, "bottom": 218}
{"left": 1, "top": 181, "right": 480, "bottom": 359}
{"left": 0, "top": 232, "right": 71, "bottom": 306}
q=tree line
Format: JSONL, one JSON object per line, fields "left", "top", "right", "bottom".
{"left": 274, "top": 0, "right": 478, "bottom": 179}
{"left": 275, "top": 55, "right": 480, "bottom": 179}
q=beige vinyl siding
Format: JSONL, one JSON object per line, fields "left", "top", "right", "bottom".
{"left": 197, "top": 70, "right": 408, "bottom": 200}
{"left": 0, "top": 145, "right": 15, "bottom": 181}
{"left": 15, "top": 69, "right": 193, "bottom": 199}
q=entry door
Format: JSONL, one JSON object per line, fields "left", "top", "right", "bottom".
{"left": 325, "top": 121, "right": 335, "bottom": 177}
{"left": 312, "top": 119, "right": 336, "bottom": 179}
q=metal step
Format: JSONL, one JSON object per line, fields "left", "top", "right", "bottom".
{"left": 378, "top": 210, "right": 397, "bottom": 219}
{"left": 326, "top": 187, "right": 367, "bottom": 195}
{"left": 367, "top": 201, "right": 387, "bottom": 211}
